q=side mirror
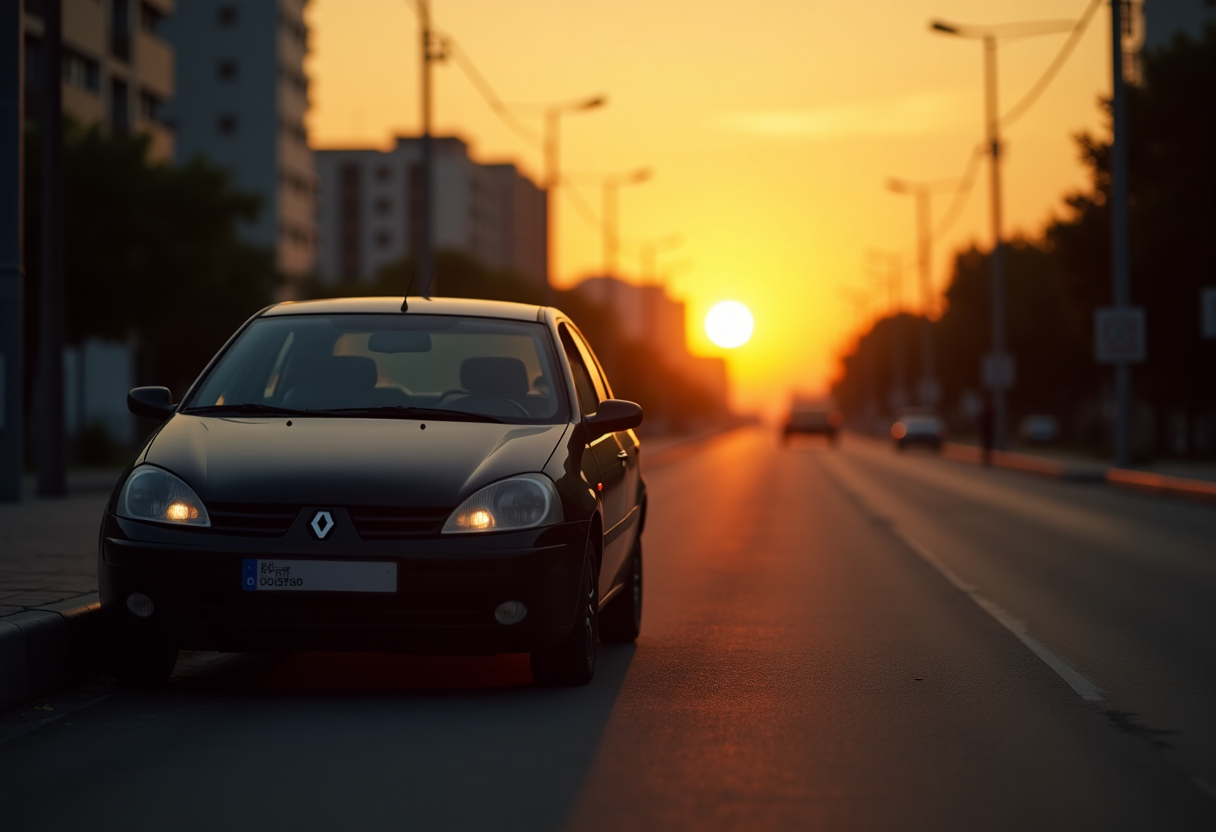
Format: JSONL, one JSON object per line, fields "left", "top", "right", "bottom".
{"left": 585, "top": 399, "right": 643, "bottom": 438}
{"left": 128, "top": 386, "right": 176, "bottom": 420}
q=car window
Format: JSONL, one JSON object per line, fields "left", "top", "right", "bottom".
{"left": 559, "top": 326, "right": 600, "bottom": 418}
{"left": 568, "top": 325, "right": 614, "bottom": 401}
{"left": 187, "top": 314, "right": 569, "bottom": 424}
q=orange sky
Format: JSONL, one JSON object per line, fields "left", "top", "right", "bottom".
{"left": 305, "top": 0, "right": 1113, "bottom": 418}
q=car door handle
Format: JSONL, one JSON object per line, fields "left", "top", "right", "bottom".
{"left": 617, "top": 450, "right": 628, "bottom": 460}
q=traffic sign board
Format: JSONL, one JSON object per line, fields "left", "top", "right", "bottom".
{"left": 981, "top": 353, "right": 1015, "bottom": 390}
{"left": 1203, "top": 288, "right": 1216, "bottom": 339}
{"left": 1095, "top": 306, "right": 1145, "bottom": 363}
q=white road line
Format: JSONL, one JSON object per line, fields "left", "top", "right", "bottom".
{"left": 900, "top": 533, "right": 1105, "bottom": 703}
{"left": 823, "top": 462, "right": 1106, "bottom": 704}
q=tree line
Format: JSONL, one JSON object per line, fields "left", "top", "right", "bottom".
{"left": 833, "top": 24, "right": 1216, "bottom": 458}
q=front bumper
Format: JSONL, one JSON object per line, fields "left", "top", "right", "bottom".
{"left": 99, "top": 512, "right": 590, "bottom": 655}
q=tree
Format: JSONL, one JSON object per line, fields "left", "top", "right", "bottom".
{"left": 24, "top": 121, "right": 279, "bottom": 398}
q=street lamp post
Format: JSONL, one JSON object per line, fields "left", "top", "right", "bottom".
{"left": 414, "top": 0, "right": 440, "bottom": 298}
{"left": 931, "top": 17, "right": 1073, "bottom": 449}
{"left": 1, "top": 0, "right": 24, "bottom": 501}
{"left": 639, "top": 233, "right": 682, "bottom": 284}
{"left": 601, "top": 167, "right": 651, "bottom": 277}
{"left": 887, "top": 177, "right": 959, "bottom": 408}
{"left": 540, "top": 95, "right": 606, "bottom": 295}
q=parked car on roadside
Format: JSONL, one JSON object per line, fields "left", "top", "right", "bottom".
{"left": 891, "top": 408, "right": 946, "bottom": 451}
{"left": 1019, "top": 414, "right": 1061, "bottom": 445}
{"left": 103, "top": 297, "right": 646, "bottom": 687}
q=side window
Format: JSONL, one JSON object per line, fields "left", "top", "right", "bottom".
{"left": 560, "top": 326, "right": 600, "bottom": 417}
{"left": 568, "top": 327, "right": 613, "bottom": 401}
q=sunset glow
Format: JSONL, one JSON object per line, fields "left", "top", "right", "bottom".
{"left": 705, "top": 301, "right": 755, "bottom": 349}
{"left": 306, "top": 1, "right": 1112, "bottom": 417}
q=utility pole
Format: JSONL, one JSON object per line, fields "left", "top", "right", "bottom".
{"left": 983, "top": 33, "right": 1009, "bottom": 450}
{"left": 0, "top": 0, "right": 23, "bottom": 502}
{"left": 600, "top": 167, "right": 650, "bottom": 277}
{"left": 36, "top": 0, "right": 65, "bottom": 497}
{"left": 1110, "top": 0, "right": 1133, "bottom": 468}
{"left": 888, "top": 254, "right": 907, "bottom": 412}
{"left": 416, "top": 0, "right": 437, "bottom": 297}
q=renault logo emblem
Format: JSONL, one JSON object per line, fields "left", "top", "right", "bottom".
{"left": 310, "top": 510, "right": 335, "bottom": 540}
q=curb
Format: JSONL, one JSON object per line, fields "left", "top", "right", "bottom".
{"left": 0, "top": 593, "right": 108, "bottom": 712}
{"left": 941, "top": 441, "right": 1216, "bottom": 504}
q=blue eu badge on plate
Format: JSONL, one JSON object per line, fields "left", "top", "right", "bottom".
{"left": 242, "top": 559, "right": 258, "bottom": 591}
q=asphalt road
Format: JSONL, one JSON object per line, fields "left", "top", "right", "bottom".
{"left": 3, "top": 427, "right": 1215, "bottom": 831}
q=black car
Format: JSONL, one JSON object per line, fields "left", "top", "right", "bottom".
{"left": 102, "top": 297, "right": 646, "bottom": 686}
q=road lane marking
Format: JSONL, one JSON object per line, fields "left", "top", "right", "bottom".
{"left": 820, "top": 460, "right": 1106, "bottom": 703}
{"left": 899, "top": 533, "right": 1105, "bottom": 703}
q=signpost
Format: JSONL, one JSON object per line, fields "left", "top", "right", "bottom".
{"left": 1095, "top": 306, "right": 1146, "bottom": 364}
{"left": 981, "top": 352, "right": 1015, "bottom": 391}
{"left": 1202, "top": 288, "right": 1216, "bottom": 339}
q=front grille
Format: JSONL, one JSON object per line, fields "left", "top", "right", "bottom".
{"left": 349, "top": 506, "right": 449, "bottom": 540}
{"left": 208, "top": 503, "right": 299, "bottom": 537}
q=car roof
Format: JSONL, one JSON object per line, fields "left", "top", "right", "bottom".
{"left": 259, "top": 296, "right": 547, "bottom": 322}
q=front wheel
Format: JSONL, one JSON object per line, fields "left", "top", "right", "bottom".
{"left": 601, "top": 537, "right": 642, "bottom": 644}
{"left": 531, "top": 544, "right": 598, "bottom": 686}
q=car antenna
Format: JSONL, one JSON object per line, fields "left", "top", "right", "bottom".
{"left": 401, "top": 269, "right": 418, "bottom": 312}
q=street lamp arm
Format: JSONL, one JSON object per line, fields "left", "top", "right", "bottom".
{"left": 931, "top": 17, "right": 1075, "bottom": 40}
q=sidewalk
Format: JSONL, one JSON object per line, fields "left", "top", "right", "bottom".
{"left": 939, "top": 441, "right": 1216, "bottom": 504}
{"left": 1, "top": 469, "right": 121, "bottom": 711}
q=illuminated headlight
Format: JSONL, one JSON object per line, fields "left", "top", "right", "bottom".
{"left": 117, "top": 466, "right": 211, "bottom": 527}
{"left": 443, "top": 474, "right": 562, "bottom": 534}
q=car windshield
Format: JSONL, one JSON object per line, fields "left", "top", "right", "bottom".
{"left": 184, "top": 313, "right": 569, "bottom": 424}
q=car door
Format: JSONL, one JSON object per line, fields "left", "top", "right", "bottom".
{"left": 559, "top": 325, "right": 628, "bottom": 596}
{"left": 563, "top": 325, "right": 637, "bottom": 594}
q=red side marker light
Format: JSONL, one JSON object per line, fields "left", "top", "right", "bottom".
{"left": 597, "top": 482, "right": 603, "bottom": 492}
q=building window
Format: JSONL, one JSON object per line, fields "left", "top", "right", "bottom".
{"left": 217, "top": 114, "right": 237, "bottom": 135}
{"left": 375, "top": 198, "right": 391, "bottom": 216}
{"left": 217, "top": 5, "right": 238, "bottom": 27}
{"left": 139, "top": 2, "right": 163, "bottom": 34}
{"left": 340, "top": 164, "right": 362, "bottom": 281}
{"left": 62, "top": 50, "right": 100, "bottom": 93}
{"left": 139, "top": 90, "right": 162, "bottom": 122}
{"left": 375, "top": 231, "right": 391, "bottom": 249}
{"left": 217, "top": 60, "right": 237, "bottom": 81}
{"left": 111, "top": 0, "right": 131, "bottom": 62}
{"left": 110, "top": 78, "right": 130, "bottom": 135}
{"left": 376, "top": 165, "right": 391, "bottom": 183}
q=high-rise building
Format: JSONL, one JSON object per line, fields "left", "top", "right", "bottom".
{"left": 315, "top": 136, "right": 547, "bottom": 288}
{"left": 23, "top": 0, "right": 176, "bottom": 160}
{"left": 161, "top": 0, "right": 316, "bottom": 279}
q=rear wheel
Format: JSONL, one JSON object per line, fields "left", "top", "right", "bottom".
{"left": 113, "top": 639, "right": 177, "bottom": 685}
{"left": 600, "top": 537, "right": 642, "bottom": 644}
{"left": 531, "top": 544, "right": 598, "bottom": 686}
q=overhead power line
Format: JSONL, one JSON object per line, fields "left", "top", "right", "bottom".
{"left": 439, "top": 32, "right": 544, "bottom": 148}
{"left": 931, "top": 0, "right": 1103, "bottom": 242}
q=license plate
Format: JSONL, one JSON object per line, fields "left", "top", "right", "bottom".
{"left": 241, "top": 559, "right": 397, "bottom": 593}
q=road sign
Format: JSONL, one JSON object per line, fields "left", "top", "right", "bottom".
{"left": 1095, "top": 306, "right": 1145, "bottom": 363}
{"left": 1203, "top": 288, "right": 1216, "bottom": 339}
{"left": 917, "top": 377, "right": 941, "bottom": 406}
{"left": 981, "top": 353, "right": 1015, "bottom": 390}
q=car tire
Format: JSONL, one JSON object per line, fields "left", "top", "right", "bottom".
{"left": 530, "top": 543, "right": 598, "bottom": 686}
{"left": 113, "top": 640, "right": 178, "bottom": 686}
{"left": 600, "top": 537, "right": 642, "bottom": 644}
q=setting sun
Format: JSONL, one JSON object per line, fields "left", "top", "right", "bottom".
{"left": 705, "top": 301, "right": 754, "bottom": 349}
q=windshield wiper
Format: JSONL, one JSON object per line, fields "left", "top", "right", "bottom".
{"left": 321, "top": 406, "right": 505, "bottom": 423}
{"left": 183, "top": 403, "right": 316, "bottom": 417}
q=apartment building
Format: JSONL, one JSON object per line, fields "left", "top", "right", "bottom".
{"left": 315, "top": 136, "right": 547, "bottom": 288}
{"left": 23, "top": 0, "right": 176, "bottom": 160}
{"left": 162, "top": 0, "right": 316, "bottom": 279}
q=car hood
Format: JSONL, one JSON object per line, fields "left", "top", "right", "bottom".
{"left": 142, "top": 415, "right": 569, "bottom": 507}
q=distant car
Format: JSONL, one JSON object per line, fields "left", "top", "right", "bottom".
{"left": 102, "top": 297, "right": 646, "bottom": 687}
{"left": 782, "top": 401, "right": 843, "bottom": 446}
{"left": 891, "top": 410, "right": 946, "bottom": 451}
{"left": 1019, "top": 414, "right": 1060, "bottom": 445}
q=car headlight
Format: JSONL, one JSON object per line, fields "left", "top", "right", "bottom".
{"left": 443, "top": 474, "right": 562, "bottom": 534}
{"left": 117, "top": 465, "right": 211, "bottom": 527}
